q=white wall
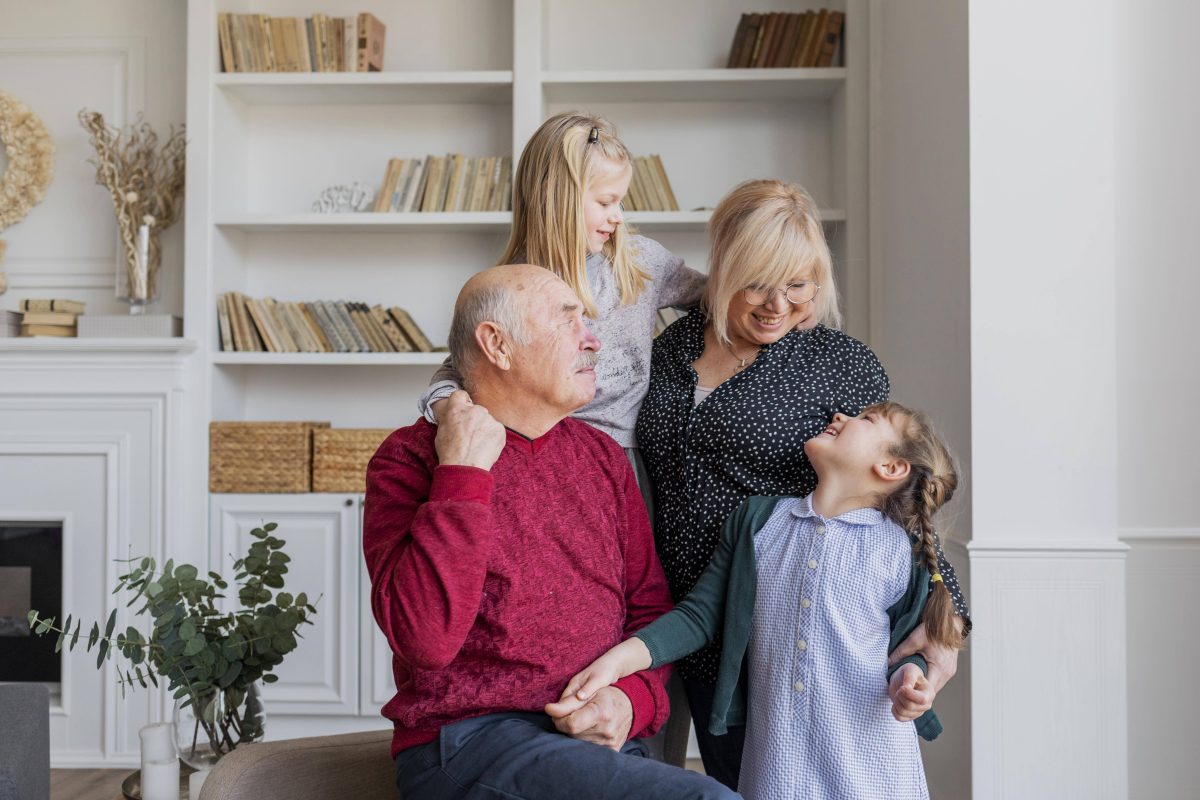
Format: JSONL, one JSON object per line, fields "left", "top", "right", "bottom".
{"left": 0, "top": 1, "right": 187, "bottom": 318}
{"left": 968, "top": 0, "right": 1127, "bottom": 797}
{"left": 1115, "top": 0, "right": 1200, "bottom": 795}
{"left": 868, "top": 2, "right": 971, "bottom": 797}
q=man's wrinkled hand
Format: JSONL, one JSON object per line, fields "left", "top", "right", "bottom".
{"left": 434, "top": 390, "right": 506, "bottom": 471}
{"left": 887, "top": 620, "right": 961, "bottom": 694}
{"left": 548, "top": 685, "right": 633, "bottom": 751}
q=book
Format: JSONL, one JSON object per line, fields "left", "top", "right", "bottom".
{"left": 347, "top": 302, "right": 384, "bottom": 352}
{"left": 652, "top": 155, "right": 679, "bottom": 211}
{"left": 356, "top": 302, "right": 395, "bottom": 352}
{"left": 388, "top": 307, "right": 433, "bottom": 352}
{"left": 762, "top": 13, "right": 787, "bottom": 68}
{"left": 443, "top": 154, "right": 469, "bottom": 212}
{"left": 799, "top": 9, "right": 828, "bottom": 68}
{"left": 2, "top": 310, "right": 21, "bottom": 338}
{"left": 391, "top": 159, "right": 416, "bottom": 212}
{"left": 815, "top": 11, "right": 845, "bottom": 68}
{"left": 77, "top": 314, "right": 182, "bottom": 338}
{"left": 333, "top": 301, "right": 371, "bottom": 352}
{"left": 19, "top": 298, "right": 86, "bottom": 313}
{"left": 21, "top": 310, "right": 78, "bottom": 326}
{"left": 218, "top": 13, "right": 236, "bottom": 72}
{"left": 401, "top": 158, "right": 427, "bottom": 212}
{"left": 420, "top": 156, "right": 447, "bottom": 212}
{"left": 217, "top": 294, "right": 234, "bottom": 351}
{"left": 774, "top": 13, "right": 803, "bottom": 68}
{"left": 356, "top": 12, "right": 386, "bottom": 72}
{"left": 488, "top": 156, "right": 512, "bottom": 212}
{"left": 262, "top": 297, "right": 298, "bottom": 352}
{"left": 726, "top": 14, "right": 751, "bottom": 69}
{"left": 20, "top": 323, "right": 75, "bottom": 338}
{"left": 244, "top": 298, "right": 281, "bottom": 352}
{"left": 369, "top": 305, "right": 413, "bottom": 352}
{"left": 311, "top": 301, "right": 350, "bottom": 353}
{"left": 373, "top": 158, "right": 400, "bottom": 212}
{"left": 298, "top": 303, "right": 333, "bottom": 352}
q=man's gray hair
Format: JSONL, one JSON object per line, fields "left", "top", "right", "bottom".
{"left": 448, "top": 281, "right": 529, "bottom": 385}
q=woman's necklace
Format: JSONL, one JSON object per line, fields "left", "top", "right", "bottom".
{"left": 725, "top": 340, "right": 758, "bottom": 370}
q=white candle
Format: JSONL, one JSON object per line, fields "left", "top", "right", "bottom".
{"left": 188, "top": 766, "right": 211, "bottom": 800}
{"left": 141, "top": 757, "right": 180, "bottom": 800}
{"left": 136, "top": 223, "right": 150, "bottom": 300}
{"left": 139, "top": 722, "right": 179, "bottom": 800}
{"left": 139, "top": 722, "right": 175, "bottom": 763}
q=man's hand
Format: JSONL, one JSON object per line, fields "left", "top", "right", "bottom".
{"left": 547, "top": 685, "right": 633, "bottom": 751}
{"left": 429, "top": 397, "right": 450, "bottom": 424}
{"left": 888, "top": 662, "right": 933, "bottom": 722}
{"left": 886, "top": 620, "right": 963, "bottom": 720}
{"left": 434, "top": 390, "right": 506, "bottom": 471}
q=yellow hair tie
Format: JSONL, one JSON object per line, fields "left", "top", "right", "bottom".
{"left": 930, "top": 573, "right": 944, "bottom": 584}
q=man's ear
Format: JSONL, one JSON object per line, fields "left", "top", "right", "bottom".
{"left": 474, "top": 321, "right": 511, "bottom": 370}
{"left": 872, "top": 457, "right": 910, "bottom": 484}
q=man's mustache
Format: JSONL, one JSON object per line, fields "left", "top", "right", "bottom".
{"left": 574, "top": 351, "right": 599, "bottom": 370}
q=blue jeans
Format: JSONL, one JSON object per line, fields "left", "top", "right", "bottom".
{"left": 683, "top": 678, "right": 747, "bottom": 792}
{"left": 394, "top": 711, "right": 738, "bottom": 800}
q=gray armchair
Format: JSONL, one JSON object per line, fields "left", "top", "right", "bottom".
{"left": 0, "top": 683, "right": 50, "bottom": 800}
{"left": 199, "top": 730, "right": 395, "bottom": 800}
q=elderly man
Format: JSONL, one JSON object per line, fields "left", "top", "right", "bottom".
{"left": 363, "top": 265, "right": 735, "bottom": 800}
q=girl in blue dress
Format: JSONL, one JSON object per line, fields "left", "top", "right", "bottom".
{"left": 548, "top": 401, "right": 965, "bottom": 800}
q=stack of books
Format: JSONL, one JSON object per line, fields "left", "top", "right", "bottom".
{"left": 1, "top": 310, "right": 20, "bottom": 338}
{"left": 373, "top": 155, "right": 513, "bottom": 213}
{"left": 726, "top": 10, "right": 845, "bottom": 69}
{"left": 217, "top": 11, "right": 385, "bottom": 73}
{"left": 218, "top": 293, "right": 438, "bottom": 354}
{"left": 623, "top": 156, "right": 680, "bottom": 212}
{"left": 16, "top": 299, "right": 85, "bottom": 338}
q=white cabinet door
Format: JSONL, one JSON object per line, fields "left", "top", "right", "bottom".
{"left": 210, "top": 494, "right": 360, "bottom": 716}
{"left": 359, "top": 498, "right": 398, "bottom": 717}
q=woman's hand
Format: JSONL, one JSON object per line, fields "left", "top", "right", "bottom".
{"left": 544, "top": 638, "right": 653, "bottom": 718}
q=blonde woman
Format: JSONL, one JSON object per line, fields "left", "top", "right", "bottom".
{"left": 633, "top": 179, "right": 970, "bottom": 789}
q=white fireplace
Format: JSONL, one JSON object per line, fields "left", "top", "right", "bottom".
{"left": 0, "top": 339, "right": 196, "bottom": 767}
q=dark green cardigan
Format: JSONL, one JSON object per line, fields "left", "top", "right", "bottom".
{"left": 636, "top": 495, "right": 943, "bottom": 741}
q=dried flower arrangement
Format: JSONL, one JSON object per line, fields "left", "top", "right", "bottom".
{"left": 0, "top": 92, "right": 56, "bottom": 292}
{"left": 78, "top": 110, "right": 186, "bottom": 303}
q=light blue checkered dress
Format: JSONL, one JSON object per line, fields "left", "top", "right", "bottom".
{"left": 740, "top": 495, "right": 929, "bottom": 800}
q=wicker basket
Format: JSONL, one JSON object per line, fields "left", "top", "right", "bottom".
{"left": 312, "top": 428, "right": 393, "bottom": 493}
{"left": 209, "top": 421, "right": 331, "bottom": 493}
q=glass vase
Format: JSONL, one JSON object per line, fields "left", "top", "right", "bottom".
{"left": 172, "top": 681, "right": 266, "bottom": 770}
{"left": 116, "top": 222, "right": 160, "bottom": 314}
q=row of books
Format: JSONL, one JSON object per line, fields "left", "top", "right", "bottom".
{"left": 217, "top": 12, "right": 385, "bottom": 73}
{"left": 624, "top": 156, "right": 680, "bottom": 212}
{"left": 218, "top": 293, "right": 438, "bottom": 354}
{"left": 373, "top": 155, "right": 512, "bottom": 214}
{"left": 3, "top": 298, "right": 87, "bottom": 338}
{"left": 726, "top": 10, "right": 845, "bottom": 69}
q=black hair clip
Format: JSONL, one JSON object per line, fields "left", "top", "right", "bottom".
{"left": 588, "top": 127, "right": 599, "bottom": 144}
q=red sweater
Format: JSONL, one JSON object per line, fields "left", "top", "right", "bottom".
{"left": 363, "top": 417, "right": 674, "bottom": 758}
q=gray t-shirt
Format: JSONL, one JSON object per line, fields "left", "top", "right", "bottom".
{"left": 418, "top": 235, "right": 706, "bottom": 448}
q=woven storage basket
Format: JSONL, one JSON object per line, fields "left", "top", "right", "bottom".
{"left": 209, "top": 421, "right": 330, "bottom": 493}
{"left": 312, "top": 428, "right": 393, "bottom": 493}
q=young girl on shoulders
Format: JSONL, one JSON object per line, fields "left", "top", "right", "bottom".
{"left": 419, "top": 112, "right": 706, "bottom": 459}
{"left": 547, "top": 401, "right": 966, "bottom": 800}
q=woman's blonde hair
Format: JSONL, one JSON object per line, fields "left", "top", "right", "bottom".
{"left": 868, "top": 401, "right": 964, "bottom": 651}
{"left": 498, "top": 112, "right": 649, "bottom": 317}
{"left": 702, "top": 179, "right": 841, "bottom": 344}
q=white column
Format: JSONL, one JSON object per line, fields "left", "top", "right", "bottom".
{"left": 968, "top": 1, "right": 1127, "bottom": 797}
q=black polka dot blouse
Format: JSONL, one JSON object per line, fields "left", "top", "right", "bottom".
{"left": 635, "top": 311, "right": 970, "bottom": 684}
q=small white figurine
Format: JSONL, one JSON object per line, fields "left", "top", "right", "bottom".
{"left": 312, "top": 182, "right": 376, "bottom": 213}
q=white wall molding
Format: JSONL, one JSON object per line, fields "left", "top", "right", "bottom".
{"left": 1119, "top": 527, "right": 1200, "bottom": 541}
{"left": 970, "top": 539, "right": 1129, "bottom": 556}
{"left": 0, "top": 36, "right": 146, "bottom": 291}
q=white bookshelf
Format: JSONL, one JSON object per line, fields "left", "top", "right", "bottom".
{"left": 184, "top": 0, "right": 866, "bottom": 736}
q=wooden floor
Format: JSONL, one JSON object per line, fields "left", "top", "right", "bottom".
{"left": 51, "top": 760, "right": 707, "bottom": 799}
{"left": 50, "top": 768, "right": 129, "bottom": 800}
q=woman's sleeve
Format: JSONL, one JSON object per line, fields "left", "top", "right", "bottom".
{"left": 416, "top": 355, "right": 462, "bottom": 424}
{"left": 641, "top": 237, "right": 706, "bottom": 309}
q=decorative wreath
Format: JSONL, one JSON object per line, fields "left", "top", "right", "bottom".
{"left": 0, "top": 91, "right": 55, "bottom": 233}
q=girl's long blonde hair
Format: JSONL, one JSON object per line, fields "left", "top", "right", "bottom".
{"left": 498, "top": 112, "right": 649, "bottom": 317}
{"left": 868, "top": 401, "right": 964, "bottom": 651}
{"left": 702, "top": 179, "right": 841, "bottom": 344}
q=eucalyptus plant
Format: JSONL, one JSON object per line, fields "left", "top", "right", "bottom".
{"left": 28, "top": 522, "right": 317, "bottom": 761}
